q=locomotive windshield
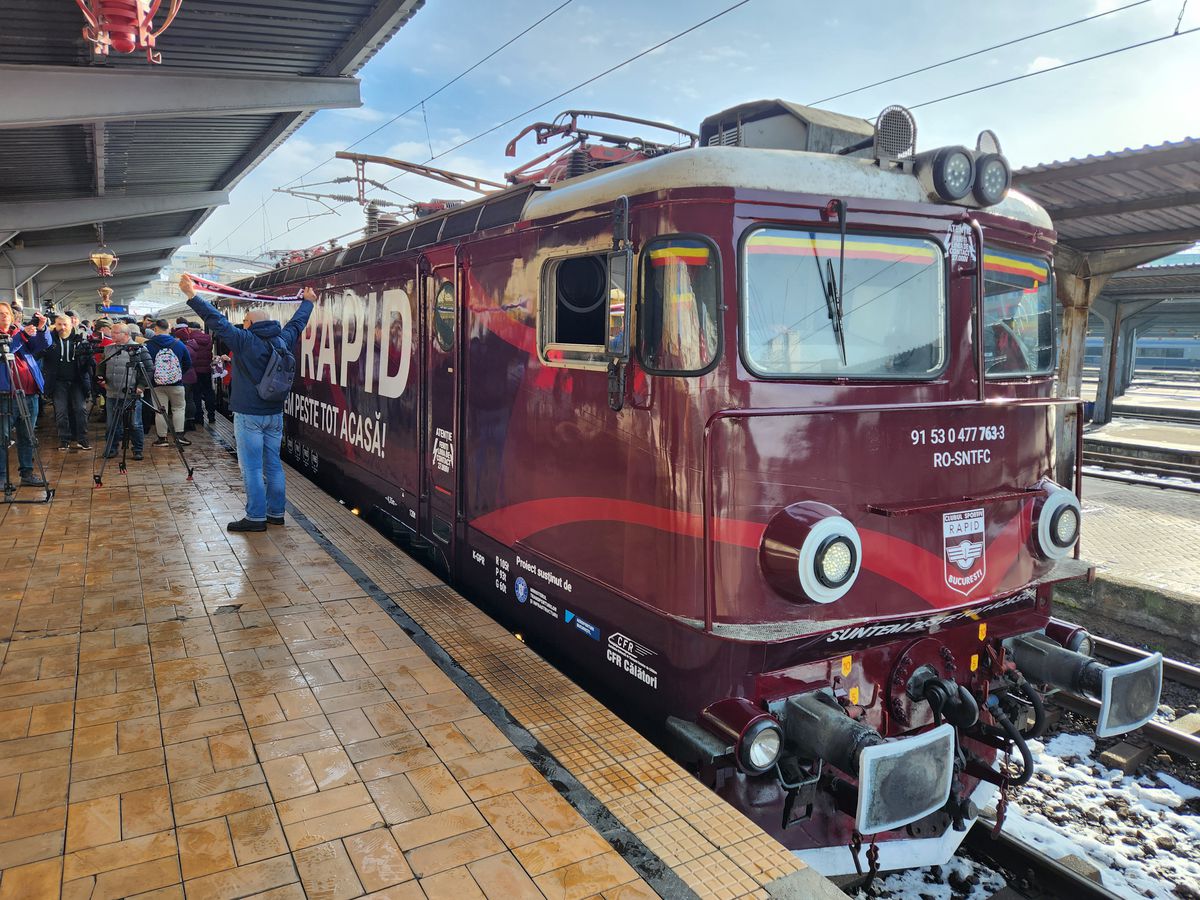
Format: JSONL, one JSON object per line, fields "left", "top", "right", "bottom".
{"left": 741, "top": 229, "right": 946, "bottom": 379}
{"left": 983, "top": 249, "right": 1055, "bottom": 376}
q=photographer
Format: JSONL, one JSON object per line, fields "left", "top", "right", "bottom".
{"left": 0, "top": 302, "right": 50, "bottom": 488}
{"left": 43, "top": 314, "right": 94, "bottom": 451}
{"left": 99, "top": 323, "right": 152, "bottom": 460}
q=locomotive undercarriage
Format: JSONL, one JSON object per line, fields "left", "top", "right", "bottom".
{"left": 672, "top": 598, "right": 1164, "bottom": 876}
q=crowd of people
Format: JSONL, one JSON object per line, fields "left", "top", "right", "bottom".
{"left": 2, "top": 276, "right": 316, "bottom": 534}
{"left": 0, "top": 301, "right": 228, "bottom": 475}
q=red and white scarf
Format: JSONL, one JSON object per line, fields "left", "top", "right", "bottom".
{"left": 186, "top": 274, "right": 304, "bottom": 304}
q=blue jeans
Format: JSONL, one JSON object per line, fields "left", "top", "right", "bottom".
{"left": 0, "top": 394, "right": 40, "bottom": 484}
{"left": 234, "top": 412, "right": 285, "bottom": 521}
{"left": 105, "top": 390, "right": 144, "bottom": 453}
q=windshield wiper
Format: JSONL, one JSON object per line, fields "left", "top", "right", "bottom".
{"left": 822, "top": 199, "right": 849, "bottom": 365}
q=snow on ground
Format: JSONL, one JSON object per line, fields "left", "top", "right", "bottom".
{"left": 854, "top": 731, "right": 1200, "bottom": 899}
{"left": 853, "top": 855, "right": 1006, "bottom": 900}
{"left": 1008, "top": 733, "right": 1200, "bottom": 899}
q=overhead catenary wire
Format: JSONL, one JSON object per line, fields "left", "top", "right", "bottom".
{"left": 213, "top": 0, "right": 578, "bottom": 251}
{"left": 903, "top": 24, "right": 1200, "bottom": 112}
{"left": 246, "top": 0, "right": 757, "bottom": 257}
{"left": 809, "top": 0, "right": 1150, "bottom": 106}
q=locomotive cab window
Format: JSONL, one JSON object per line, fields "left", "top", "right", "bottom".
{"left": 742, "top": 229, "right": 946, "bottom": 379}
{"left": 983, "top": 249, "right": 1054, "bottom": 377}
{"left": 640, "top": 237, "right": 721, "bottom": 374}
{"left": 541, "top": 252, "right": 627, "bottom": 368}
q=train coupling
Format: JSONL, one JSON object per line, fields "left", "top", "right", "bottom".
{"left": 1007, "top": 632, "right": 1162, "bottom": 737}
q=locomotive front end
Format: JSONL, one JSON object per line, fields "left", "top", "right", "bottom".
{"left": 667, "top": 100, "right": 1163, "bottom": 874}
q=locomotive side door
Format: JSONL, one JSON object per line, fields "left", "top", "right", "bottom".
{"left": 420, "top": 253, "right": 460, "bottom": 568}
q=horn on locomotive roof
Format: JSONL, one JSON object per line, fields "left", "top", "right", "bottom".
{"left": 503, "top": 110, "right": 699, "bottom": 185}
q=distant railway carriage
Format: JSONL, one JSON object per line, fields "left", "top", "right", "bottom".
{"left": 184, "top": 101, "right": 1163, "bottom": 875}
{"left": 1084, "top": 334, "right": 1200, "bottom": 372}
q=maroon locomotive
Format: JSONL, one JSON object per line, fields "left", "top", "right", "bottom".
{"left": 197, "top": 101, "right": 1163, "bottom": 874}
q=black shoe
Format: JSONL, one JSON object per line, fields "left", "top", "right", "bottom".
{"left": 175, "top": 436, "right": 192, "bottom": 446}
{"left": 152, "top": 438, "right": 169, "bottom": 447}
{"left": 20, "top": 474, "right": 45, "bottom": 487}
{"left": 133, "top": 451, "right": 144, "bottom": 461}
{"left": 77, "top": 441, "right": 92, "bottom": 451}
{"left": 104, "top": 450, "right": 118, "bottom": 459}
{"left": 58, "top": 443, "right": 69, "bottom": 451}
{"left": 267, "top": 515, "right": 285, "bottom": 526}
{"left": 227, "top": 518, "right": 267, "bottom": 533}
{"left": 208, "top": 416, "right": 216, "bottom": 424}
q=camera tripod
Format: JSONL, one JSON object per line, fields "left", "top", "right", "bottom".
{"left": 0, "top": 337, "right": 54, "bottom": 504}
{"left": 93, "top": 347, "right": 194, "bottom": 487}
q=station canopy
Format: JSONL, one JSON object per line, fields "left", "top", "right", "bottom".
{"left": 0, "top": 0, "right": 424, "bottom": 311}
{"left": 1012, "top": 135, "right": 1200, "bottom": 271}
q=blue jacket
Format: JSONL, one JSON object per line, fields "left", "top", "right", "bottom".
{"left": 187, "top": 296, "right": 313, "bottom": 416}
{"left": 0, "top": 326, "right": 49, "bottom": 394}
{"left": 144, "top": 333, "right": 193, "bottom": 386}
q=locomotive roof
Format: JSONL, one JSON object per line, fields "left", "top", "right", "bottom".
{"left": 240, "top": 146, "right": 1052, "bottom": 293}
{"left": 524, "top": 146, "right": 1054, "bottom": 231}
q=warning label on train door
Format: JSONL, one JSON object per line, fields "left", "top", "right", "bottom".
{"left": 606, "top": 633, "right": 658, "bottom": 689}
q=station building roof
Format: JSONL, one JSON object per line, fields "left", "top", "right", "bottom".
{"left": 1014, "top": 137, "right": 1200, "bottom": 254}
{"left": 0, "top": 0, "right": 424, "bottom": 309}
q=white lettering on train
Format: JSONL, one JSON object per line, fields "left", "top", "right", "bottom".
{"left": 300, "top": 289, "right": 412, "bottom": 398}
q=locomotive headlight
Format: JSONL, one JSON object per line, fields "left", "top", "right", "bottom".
{"left": 815, "top": 536, "right": 856, "bottom": 588}
{"left": 915, "top": 145, "right": 976, "bottom": 202}
{"left": 761, "top": 503, "right": 863, "bottom": 604}
{"left": 1035, "top": 485, "right": 1082, "bottom": 560}
{"left": 972, "top": 153, "right": 1011, "bottom": 206}
{"left": 740, "top": 718, "right": 784, "bottom": 775}
{"left": 1050, "top": 505, "right": 1080, "bottom": 548}
{"left": 798, "top": 517, "right": 863, "bottom": 603}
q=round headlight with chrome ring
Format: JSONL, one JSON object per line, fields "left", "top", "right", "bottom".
{"left": 739, "top": 718, "right": 784, "bottom": 775}
{"left": 1036, "top": 486, "right": 1081, "bottom": 560}
{"left": 971, "top": 152, "right": 1011, "bottom": 206}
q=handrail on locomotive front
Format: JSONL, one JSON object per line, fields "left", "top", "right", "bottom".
{"left": 699, "top": 397, "right": 1086, "bottom": 633}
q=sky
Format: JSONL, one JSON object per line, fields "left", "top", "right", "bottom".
{"left": 186, "top": 0, "right": 1200, "bottom": 267}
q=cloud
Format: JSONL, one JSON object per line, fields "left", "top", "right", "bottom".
{"left": 1026, "top": 56, "right": 1063, "bottom": 74}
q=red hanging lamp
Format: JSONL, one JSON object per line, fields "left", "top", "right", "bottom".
{"left": 74, "top": 0, "right": 184, "bottom": 65}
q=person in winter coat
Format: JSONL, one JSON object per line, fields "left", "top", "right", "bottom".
{"left": 144, "top": 319, "right": 193, "bottom": 447}
{"left": 185, "top": 322, "right": 216, "bottom": 426}
{"left": 99, "top": 323, "right": 153, "bottom": 459}
{"left": 42, "top": 315, "right": 94, "bottom": 450}
{"left": 0, "top": 302, "right": 50, "bottom": 488}
{"left": 180, "top": 274, "right": 314, "bottom": 532}
{"left": 173, "top": 323, "right": 199, "bottom": 430}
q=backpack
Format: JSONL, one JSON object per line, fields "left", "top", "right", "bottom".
{"left": 153, "top": 346, "right": 182, "bottom": 385}
{"left": 256, "top": 337, "right": 296, "bottom": 402}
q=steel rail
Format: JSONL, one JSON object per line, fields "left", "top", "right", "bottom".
{"left": 1091, "top": 636, "right": 1200, "bottom": 692}
{"left": 1051, "top": 692, "right": 1200, "bottom": 761}
{"left": 964, "top": 820, "right": 1125, "bottom": 900}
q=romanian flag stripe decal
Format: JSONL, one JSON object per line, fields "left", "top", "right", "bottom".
{"left": 649, "top": 246, "right": 711, "bottom": 267}
{"left": 747, "top": 236, "right": 938, "bottom": 264}
{"left": 984, "top": 253, "right": 1048, "bottom": 281}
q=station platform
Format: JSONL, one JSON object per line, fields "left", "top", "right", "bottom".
{"left": 1057, "top": 473, "right": 1200, "bottom": 655}
{"left": 0, "top": 418, "right": 843, "bottom": 900}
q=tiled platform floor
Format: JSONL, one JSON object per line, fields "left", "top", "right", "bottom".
{"left": 0, "top": 415, "right": 842, "bottom": 899}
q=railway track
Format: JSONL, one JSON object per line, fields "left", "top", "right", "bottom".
{"left": 1081, "top": 447, "right": 1200, "bottom": 492}
{"left": 962, "top": 821, "right": 1126, "bottom": 900}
